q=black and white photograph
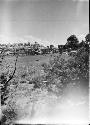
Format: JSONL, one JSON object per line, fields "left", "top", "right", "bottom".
{"left": 0, "top": 0, "right": 89, "bottom": 124}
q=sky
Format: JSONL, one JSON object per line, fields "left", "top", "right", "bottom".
{"left": 0, "top": 0, "right": 89, "bottom": 46}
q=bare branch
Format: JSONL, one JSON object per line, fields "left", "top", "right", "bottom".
{"left": 5, "top": 55, "right": 18, "bottom": 84}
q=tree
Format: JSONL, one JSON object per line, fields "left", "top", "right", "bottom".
{"left": 50, "top": 45, "right": 54, "bottom": 51}
{"left": 1, "top": 53, "right": 18, "bottom": 105}
{"left": 27, "top": 42, "right": 30, "bottom": 46}
{"left": 58, "top": 45, "right": 64, "bottom": 54}
{"left": 66, "top": 34, "right": 79, "bottom": 50}
{"left": 85, "top": 33, "right": 90, "bottom": 45}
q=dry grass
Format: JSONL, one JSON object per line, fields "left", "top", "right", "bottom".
{"left": 1, "top": 49, "right": 89, "bottom": 124}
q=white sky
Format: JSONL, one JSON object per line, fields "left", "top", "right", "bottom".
{"left": 0, "top": 0, "right": 89, "bottom": 46}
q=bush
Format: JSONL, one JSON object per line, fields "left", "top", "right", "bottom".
{"left": 41, "top": 46, "right": 89, "bottom": 95}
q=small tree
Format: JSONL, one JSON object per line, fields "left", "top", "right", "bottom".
{"left": 66, "top": 35, "right": 79, "bottom": 50}
{"left": 1, "top": 52, "right": 18, "bottom": 105}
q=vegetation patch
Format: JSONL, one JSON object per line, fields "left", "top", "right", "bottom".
{"left": 0, "top": 34, "right": 89, "bottom": 124}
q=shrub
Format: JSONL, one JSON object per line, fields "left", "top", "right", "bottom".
{"left": 41, "top": 45, "right": 89, "bottom": 95}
